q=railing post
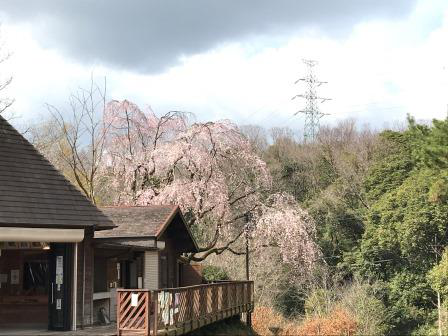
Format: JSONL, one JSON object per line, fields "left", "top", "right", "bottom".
{"left": 224, "top": 284, "right": 227, "bottom": 313}
{"left": 117, "top": 291, "right": 121, "bottom": 336}
{"left": 186, "top": 288, "right": 191, "bottom": 325}
{"left": 172, "top": 289, "right": 178, "bottom": 328}
{"left": 207, "top": 286, "right": 212, "bottom": 316}
{"left": 228, "top": 283, "right": 231, "bottom": 313}
{"left": 235, "top": 283, "right": 238, "bottom": 310}
{"left": 145, "top": 291, "right": 149, "bottom": 334}
{"left": 247, "top": 282, "right": 250, "bottom": 306}
{"left": 213, "top": 285, "right": 218, "bottom": 315}
{"left": 203, "top": 286, "right": 207, "bottom": 317}
{"left": 247, "top": 282, "right": 252, "bottom": 327}
{"left": 201, "top": 286, "right": 207, "bottom": 318}
{"left": 153, "top": 290, "right": 159, "bottom": 336}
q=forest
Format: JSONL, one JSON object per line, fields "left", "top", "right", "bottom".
{"left": 28, "top": 85, "right": 448, "bottom": 335}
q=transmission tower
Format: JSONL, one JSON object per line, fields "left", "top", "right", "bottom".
{"left": 292, "top": 59, "right": 331, "bottom": 142}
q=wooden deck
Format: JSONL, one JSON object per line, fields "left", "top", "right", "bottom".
{"left": 117, "top": 281, "right": 254, "bottom": 336}
{"left": 0, "top": 324, "right": 116, "bottom": 336}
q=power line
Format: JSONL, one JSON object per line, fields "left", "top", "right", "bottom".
{"left": 292, "top": 59, "right": 331, "bottom": 142}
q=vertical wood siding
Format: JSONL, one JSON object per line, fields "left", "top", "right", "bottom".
{"left": 144, "top": 251, "right": 159, "bottom": 290}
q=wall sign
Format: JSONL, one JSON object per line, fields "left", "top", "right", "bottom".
{"left": 131, "top": 293, "right": 139, "bottom": 307}
{"left": 56, "top": 255, "right": 63, "bottom": 290}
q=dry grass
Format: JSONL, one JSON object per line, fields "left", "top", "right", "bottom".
{"left": 252, "top": 306, "right": 358, "bottom": 336}
{"left": 252, "top": 306, "right": 285, "bottom": 335}
{"left": 294, "top": 308, "right": 357, "bottom": 336}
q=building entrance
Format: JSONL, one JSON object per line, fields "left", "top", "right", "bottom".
{"left": 0, "top": 242, "right": 73, "bottom": 331}
{"left": 0, "top": 243, "right": 50, "bottom": 329}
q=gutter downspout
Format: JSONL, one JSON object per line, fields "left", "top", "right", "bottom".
{"left": 81, "top": 239, "right": 86, "bottom": 329}
{"left": 72, "top": 243, "right": 78, "bottom": 331}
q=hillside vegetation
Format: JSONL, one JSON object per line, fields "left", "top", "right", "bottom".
{"left": 30, "top": 92, "right": 448, "bottom": 335}
{"left": 237, "top": 117, "right": 448, "bottom": 335}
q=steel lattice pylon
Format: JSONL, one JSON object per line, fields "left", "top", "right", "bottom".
{"left": 292, "top": 59, "right": 331, "bottom": 142}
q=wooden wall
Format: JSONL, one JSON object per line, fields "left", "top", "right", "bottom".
{"left": 144, "top": 250, "right": 159, "bottom": 290}
{"left": 181, "top": 263, "right": 203, "bottom": 287}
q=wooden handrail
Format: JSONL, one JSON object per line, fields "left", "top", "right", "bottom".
{"left": 158, "top": 280, "right": 253, "bottom": 291}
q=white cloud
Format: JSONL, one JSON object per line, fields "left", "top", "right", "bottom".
{"left": 3, "top": 0, "right": 448, "bottom": 132}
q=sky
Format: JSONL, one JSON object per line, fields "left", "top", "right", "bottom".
{"left": 1, "top": 0, "right": 448, "bottom": 132}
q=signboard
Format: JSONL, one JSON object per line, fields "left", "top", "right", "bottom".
{"left": 131, "top": 293, "right": 139, "bottom": 307}
{"left": 56, "top": 255, "right": 63, "bottom": 290}
{"left": 56, "top": 299, "right": 62, "bottom": 310}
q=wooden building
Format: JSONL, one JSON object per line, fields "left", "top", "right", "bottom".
{"left": 0, "top": 115, "right": 115, "bottom": 331}
{"left": 92, "top": 206, "right": 201, "bottom": 324}
{"left": 0, "top": 115, "right": 205, "bottom": 333}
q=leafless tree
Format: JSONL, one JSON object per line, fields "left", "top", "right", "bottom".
{"left": 45, "top": 77, "right": 109, "bottom": 204}
{"left": 0, "top": 27, "right": 14, "bottom": 115}
{"left": 316, "top": 119, "right": 378, "bottom": 209}
{"left": 239, "top": 124, "right": 268, "bottom": 154}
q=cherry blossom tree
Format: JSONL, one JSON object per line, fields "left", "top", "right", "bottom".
{"left": 252, "top": 193, "right": 321, "bottom": 276}
{"left": 209, "top": 192, "right": 322, "bottom": 304}
{"left": 100, "top": 99, "right": 321, "bottom": 264}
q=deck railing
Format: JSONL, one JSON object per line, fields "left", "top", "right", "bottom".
{"left": 117, "top": 289, "right": 151, "bottom": 336}
{"left": 117, "top": 281, "right": 254, "bottom": 336}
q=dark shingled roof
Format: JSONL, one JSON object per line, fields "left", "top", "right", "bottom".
{"left": 96, "top": 205, "right": 179, "bottom": 238}
{"left": 96, "top": 205, "right": 199, "bottom": 252}
{"left": 0, "top": 115, "right": 114, "bottom": 229}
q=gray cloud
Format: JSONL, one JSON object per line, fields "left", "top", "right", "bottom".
{"left": 1, "top": 0, "right": 416, "bottom": 73}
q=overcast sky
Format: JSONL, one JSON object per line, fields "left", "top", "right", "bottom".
{"left": 1, "top": 0, "right": 448, "bottom": 132}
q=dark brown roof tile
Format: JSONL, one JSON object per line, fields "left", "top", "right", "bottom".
{"left": 96, "top": 205, "right": 178, "bottom": 237}
{"left": 0, "top": 115, "right": 114, "bottom": 229}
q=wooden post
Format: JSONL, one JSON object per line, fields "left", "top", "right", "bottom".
{"left": 145, "top": 292, "right": 149, "bottom": 335}
{"left": 246, "top": 282, "right": 252, "bottom": 326}
{"left": 153, "top": 290, "right": 159, "bottom": 336}
{"left": 213, "top": 285, "right": 218, "bottom": 315}
{"left": 172, "top": 289, "right": 177, "bottom": 328}
{"left": 245, "top": 228, "right": 250, "bottom": 281}
{"left": 117, "top": 291, "right": 121, "bottom": 336}
{"left": 187, "top": 288, "right": 193, "bottom": 331}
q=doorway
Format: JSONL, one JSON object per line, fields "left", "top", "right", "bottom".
{"left": 0, "top": 242, "right": 73, "bottom": 331}
{"left": 0, "top": 244, "right": 50, "bottom": 329}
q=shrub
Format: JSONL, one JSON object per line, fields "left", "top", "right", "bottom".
{"left": 295, "top": 307, "right": 357, "bottom": 336}
{"left": 252, "top": 306, "right": 357, "bottom": 336}
{"left": 202, "top": 265, "right": 229, "bottom": 282}
{"left": 274, "top": 282, "right": 306, "bottom": 317}
{"left": 252, "top": 306, "right": 285, "bottom": 336}
{"left": 303, "top": 280, "right": 388, "bottom": 335}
